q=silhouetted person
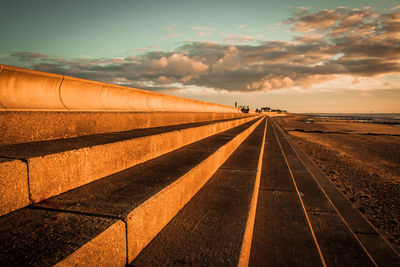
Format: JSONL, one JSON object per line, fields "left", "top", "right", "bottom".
{"left": 235, "top": 101, "right": 237, "bottom": 108}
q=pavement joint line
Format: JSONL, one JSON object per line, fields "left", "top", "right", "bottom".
{"left": 58, "top": 76, "right": 68, "bottom": 110}
{"left": 123, "top": 218, "right": 129, "bottom": 264}
{"left": 22, "top": 158, "right": 33, "bottom": 204}
{"left": 219, "top": 167, "right": 258, "bottom": 172}
{"left": 258, "top": 188, "right": 296, "bottom": 193}
{"left": 274, "top": 120, "right": 392, "bottom": 266}
{"left": 0, "top": 156, "right": 34, "bottom": 204}
{"left": 238, "top": 117, "right": 267, "bottom": 267}
{"left": 354, "top": 231, "right": 380, "bottom": 236}
{"left": 273, "top": 119, "right": 382, "bottom": 265}
{"left": 28, "top": 205, "right": 123, "bottom": 220}
{"left": 98, "top": 83, "right": 108, "bottom": 110}
{"left": 271, "top": 119, "right": 328, "bottom": 267}
{"left": 307, "top": 209, "right": 337, "bottom": 214}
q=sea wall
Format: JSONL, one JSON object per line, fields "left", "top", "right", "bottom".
{"left": 0, "top": 65, "right": 238, "bottom": 113}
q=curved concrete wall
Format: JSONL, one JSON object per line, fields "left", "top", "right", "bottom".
{"left": 0, "top": 65, "right": 238, "bottom": 113}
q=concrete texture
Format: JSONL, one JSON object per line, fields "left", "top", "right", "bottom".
{"left": 1, "top": 114, "right": 394, "bottom": 266}
{"left": 131, "top": 119, "right": 266, "bottom": 266}
{"left": 250, "top": 120, "right": 323, "bottom": 266}
{"left": 272, "top": 120, "right": 376, "bottom": 266}
{"left": 55, "top": 220, "right": 126, "bottom": 267}
{"left": 110, "top": 117, "right": 262, "bottom": 262}
{"left": 0, "top": 111, "right": 250, "bottom": 146}
{"left": 0, "top": 208, "right": 125, "bottom": 266}
{"left": 235, "top": 120, "right": 266, "bottom": 267}
{"left": 263, "top": 112, "right": 287, "bottom": 117}
{"left": 271, "top": 119, "right": 400, "bottom": 266}
{"left": 0, "top": 64, "right": 238, "bottom": 113}
{"left": 276, "top": 120, "right": 400, "bottom": 266}
{"left": 307, "top": 211, "right": 375, "bottom": 266}
{"left": 0, "top": 158, "right": 29, "bottom": 216}
{"left": 0, "top": 116, "right": 258, "bottom": 203}
{"left": 32, "top": 118, "right": 262, "bottom": 262}
{"left": 0, "top": 65, "right": 65, "bottom": 110}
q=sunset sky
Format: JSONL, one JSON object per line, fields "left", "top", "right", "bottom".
{"left": 1, "top": 0, "right": 399, "bottom": 113}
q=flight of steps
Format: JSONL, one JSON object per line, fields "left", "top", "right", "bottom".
{"left": 0, "top": 114, "right": 263, "bottom": 266}
{"left": 1, "top": 66, "right": 399, "bottom": 266}
{"left": 2, "top": 114, "right": 400, "bottom": 266}
{"left": 0, "top": 65, "right": 265, "bottom": 266}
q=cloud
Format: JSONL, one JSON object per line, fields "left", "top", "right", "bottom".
{"left": 163, "top": 25, "right": 177, "bottom": 30}
{"left": 189, "top": 26, "right": 217, "bottom": 32}
{"left": 223, "top": 33, "right": 254, "bottom": 43}
{"left": 11, "top": 52, "right": 49, "bottom": 62}
{"left": 188, "top": 25, "right": 217, "bottom": 37}
{"left": 6, "top": 7, "right": 400, "bottom": 93}
{"left": 286, "top": 6, "right": 377, "bottom": 33}
{"left": 164, "top": 24, "right": 184, "bottom": 38}
{"left": 145, "top": 53, "right": 209, "bottom": 76}
{"left": 166, "top": 32, "right": 184, "bottom": 38}
{"left": 212, "top": 46, "right": 241, "bottom": 72}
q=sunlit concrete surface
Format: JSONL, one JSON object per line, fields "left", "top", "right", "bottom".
{"left": 0, "top": 65, "right": 238, "bottom": 113}
{"left": 0, "top": 67, "right": 398, "bottom": 266}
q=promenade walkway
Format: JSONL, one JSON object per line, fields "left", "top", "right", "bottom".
{"left": 130, "top": 118, "right": 400, "bottom": 266}
{"left": 0, "top": 66, "right": 399, "bottom": 266}
{"left": 250, "top": 118, "right": 399, "bottom": 266}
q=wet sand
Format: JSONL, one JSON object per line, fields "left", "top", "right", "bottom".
{"left": 274, "top": 114, "right": 400, "bottom": 252}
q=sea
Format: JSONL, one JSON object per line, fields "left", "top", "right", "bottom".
{"left": 301, "top": 113, "right": 400, "bottom": 126}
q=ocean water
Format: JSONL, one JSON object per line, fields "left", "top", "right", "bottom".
{"left": 301, "top": 113, "right": 400, "bottom": 125}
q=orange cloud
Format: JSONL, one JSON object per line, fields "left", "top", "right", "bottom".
{"left": 8, "top": 7, "right": 400, "bottom": 93}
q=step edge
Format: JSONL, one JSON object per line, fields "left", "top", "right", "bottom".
{"left": 238, "top": 118, "right": 267, "bottom": 267}
{"left": 54, "top": 220, "right": 127, "bottom": 267}
{"left": 0, "top": 116, "right": 260, "bottom": 217}
{"left": 125, "top": 117, "right": 264, "bottom": 262}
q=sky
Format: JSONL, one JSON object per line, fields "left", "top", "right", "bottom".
{"left": 1, "top": 0, "right": 400, "bottom": 113}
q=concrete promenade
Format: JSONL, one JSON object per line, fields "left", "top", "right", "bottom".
{"left": 250, "top": 119, "right": 400, "bottom": 266}
{"left": 0, "top": 67, "right": 399, "bottom": 266}
{"left": 1, "top": 114, "right": 399, "bottom": 265}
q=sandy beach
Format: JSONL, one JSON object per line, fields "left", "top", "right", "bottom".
{"left": 274, "top": 114, "right": 400, "bottom": 252}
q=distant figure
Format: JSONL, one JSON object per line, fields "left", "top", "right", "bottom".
{"left": 235, "top": 101, "right": 237, "bottom": 108}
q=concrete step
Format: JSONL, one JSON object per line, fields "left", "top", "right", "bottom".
{"left": 0, "top": 115, "right": 258, "bottom": 216}
{"left": 0, "top": 111, "right": 250, "bottom": 146}
{"left": 0, "top": 158, "right": 29, "bottom": 218}
{"left": 0, "top": 208, "right": 127, "bottom": 266}
{"left": 0, "top": 117, "right": 263, "bottom": 266}
{"left": 272, "top": 119, "right": 400, "bottom": 266}
{"left": 131, "top": 118, "right": 266, "bottom": 266}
